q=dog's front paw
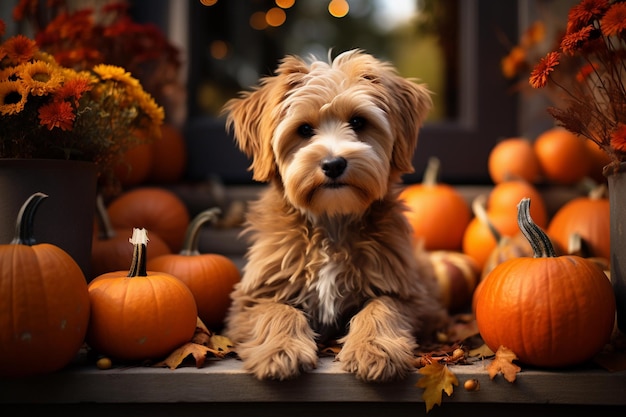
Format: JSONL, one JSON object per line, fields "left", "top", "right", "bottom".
{"left": 240, "top": 339, "right": 318, "bottom": 381}
{"left": 228, "top": 302, "right": 319, "bottom": 380}
{"left": 337, "top": 337, "right": 415, "bottom": 382}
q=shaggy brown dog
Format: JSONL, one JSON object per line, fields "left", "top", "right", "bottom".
{"left": 222, "top": 49, "right": 447, "bottom": 382}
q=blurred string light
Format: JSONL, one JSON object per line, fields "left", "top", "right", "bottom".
{"left": 199, "top": 0, "right": 218, "bottom": 6}
{"left": 328, "top": 0, "right": 349, "bottom": 17}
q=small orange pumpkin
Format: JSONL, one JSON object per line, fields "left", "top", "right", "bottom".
{"left": 486, "top": 179, "right": 548, "bottom": 233}
{"left": 0, "top": 193, "right": 90, "bottom": 377}
{"left": 107, "top": 187, "right": 190, "bottom": 253}
{"left": 86, "top": 228, "right": 198, "bottom": 361}
{"left": 400, "top": 157, "right": 471, "bottom": 251}
{"left": 488, "top": 137, "right": 541, "bottom": 184}
{"left": 147, "top": 208, "right": 241, "bottom": 330}
{"left": 533, "top": 127, "right": 591, "bottom": 185}
{"left": 91, "top": 194, "right": 171, "bottom": 280}
{"left": 475, "top": 198, "right": 615, "bottom": 368}
{"left": 547, "top": 183, "right": 610, "bottom": 260}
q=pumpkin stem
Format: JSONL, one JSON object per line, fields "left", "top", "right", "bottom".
{"left": 127, "top": 228, "right": 149, "bottom": 277}
{"left": 179, "top": 207, "right": 221, "bottom": 256}
{"left": 517, "top": 197, "right": 557, "bottom": 258}
{"left": 11, "top": 192, "right": 48, "bottom": 246}
{"left": 94, "top": 194, "right": 116, "bottom": 240}
{"left": 589, "top": 183, "right": 607, "bottom": 200}
{"left": 422, "top": 156, "right": 441, "bottom": 187}
{"left": 472, "top": 193, "right": 502, "bottom": 242}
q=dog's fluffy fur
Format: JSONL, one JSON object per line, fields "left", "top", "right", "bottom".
{"left": 222, "top": 49, "right": 447, "bottom": 382}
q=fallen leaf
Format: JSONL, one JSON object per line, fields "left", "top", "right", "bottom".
{"left": 154, "top": 342, "right": 223, "bottom": 369}
{"left": 468, "top": 343, "right": 495, "bottom": 359}
{"left": 210, "top": 334, "right": 235, "bottom": 355}
{"left": 416, "top": 361, "right": 459, "bottom": 412}
{"left": 487, "top": 345, "right": 521, "bottom": 382}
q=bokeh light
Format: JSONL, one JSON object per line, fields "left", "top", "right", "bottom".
{"left": 266, "top": 7, "right": 286, "bottom": 27}
{"left": 200, "top": 0, "right": 218, "bottom": 6}
{"left": 275, "top": 0, "right": 295, "bottom": 8}
{"left": 328, "top": 0, "right": 349, "bottom": 18}
{"left": 210, "top": 40, "right": 228, "bottom": 59}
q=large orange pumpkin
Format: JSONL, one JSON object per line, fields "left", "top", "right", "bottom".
{"left": 107, "top": 187, "right": 190, "bottom": 253}
{"left": 86, "top": 228, "right": 197, "bottom": 361}
{"left": 147, "top": 208, "right": 240, "bottom": 330}
{"left": 0, "top": 193, "right": 90, "bottom": 377}
{"left": 475, "top": 198, "right": 615, "bottom": 368}
{"left": 547, "top": 184, "right": 610, "bottom": 260}
{"left": 400, "top": 157, "right": 471, "bottom": 251}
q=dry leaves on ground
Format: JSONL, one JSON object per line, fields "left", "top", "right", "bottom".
{"left": 416, "top": 361, "right": 459, "bottom": 412}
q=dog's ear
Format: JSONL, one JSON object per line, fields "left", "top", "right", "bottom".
{"left": 384, "top": 76, "right": 432, "bottom": 174}
{"left": 223, "top": 56, "right": 310, "bottom": 182}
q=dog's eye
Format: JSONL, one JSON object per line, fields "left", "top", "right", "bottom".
{"left": 349, "top": 117, "right": 366, "bottom": 131}
{"left": 297, "top": 124, "right": 314, "bottom": 138}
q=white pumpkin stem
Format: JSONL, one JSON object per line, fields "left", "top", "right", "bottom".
{"left": 422, "top": 156, "right": 441, "bottom": 186}
{"left": 128, "top": 228, "right": 149, "bottom": 277}
{"left": 517, "top": 197, "right": 556, "bottom": 258}
{"left": 179, "top": 207, "right": 221, "bottom": 256}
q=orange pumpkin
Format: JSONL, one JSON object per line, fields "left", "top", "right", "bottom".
{"left": 86, "top": 228, "right": 198, "bottom": 361}
{"left": 147, "top": 208, "right": 241, "bottom": 330}
{"left": 488, "top": 137, "right": 541, "bottom": 184}
{"left": 147, "top": 123, "right": 187, "bottom": 184}
{"left": 486, "top": 179, "right": 548, "bottom": 233}
{"left": 91, "top": 194, "right": 171, "bottom": 280}
{"left": 0, "top": 193, "right": 90, "bottom": 377}
{"left": 400, "top": 157, "right": 471, "bottom": 251}
{"left": 547, "top": 184, "right": 610, "bottom": 260}
{"left": 114, "top": 141, "right": 154, "bottom": 188}
{"left": 533, "top": 127, "right": 591, "bottom": 185}
{"left": 475, "top": 198, "right": 615, "bottom": 367}
{"left": 462, "top": 194, "right": 513, "bottom": 271}
{"left": 107, "top": 187, "right": 190, "bottom": 253}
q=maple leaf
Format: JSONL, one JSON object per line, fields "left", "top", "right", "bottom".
{"left": 154, "top": 342, "right": 219, "bottom": 369}
{"left": 415, "top": 361, "right": 459, "bottom": 412}
{"left": 468, "top": 343, "right": 495, "bottom": 359}
{"left": 487, "top": 345, "right": 521, "bottom": 383}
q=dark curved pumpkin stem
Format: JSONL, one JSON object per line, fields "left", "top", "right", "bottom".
{"left": 11, "top": 192, "right": 48, "bottom": 246}
{"left": 127, "top": 228, "right": 148, "bottom": 277}
{"left": 517, "top": 197, "right": 557, "bottom": 258}
{"left": 422, "top": 156, "right": 441, "bottom": 187}
{"left": 94, "top": 193, "right": 116, "bottom": 240}
{"left": 179, "top": 207, "right": 222, "bottom": 256}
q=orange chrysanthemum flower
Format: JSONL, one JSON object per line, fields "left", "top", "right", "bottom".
{"left": 55, "top": 75, "right": 92, "bottom": 105}
{"left": 561, "top": 25, "right": 594, "bottom": 55}
{"left": 567, "top": 0, "right": 610, "bottom": 33}
{"left": 1, "top": 34, "right": 37, "bottom": 65}
{"left": 600, "top": 3, "right": 626, "bottom": 36}
{"left": 529, "top": 51, "right": 560, "bottom": 88}
{"left": 38, "top": 100, "right": 75, "bottom": 131}
{"left": 610, "top": 124, "right": 626, "bottom": 152}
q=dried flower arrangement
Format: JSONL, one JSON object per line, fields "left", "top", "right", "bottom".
{"left": 529, "top": 0, "right": 626, "bottom": 172}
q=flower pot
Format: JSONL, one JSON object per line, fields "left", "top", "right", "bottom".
{"left": 605, "top": 161, "right": 626, "bottom": 333}
{"left": 0, "top": 159, "right": 97, "bottom": 280}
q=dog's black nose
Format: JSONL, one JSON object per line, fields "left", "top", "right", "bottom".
{"left": 321, "top": 157, "right": 347, "bottom": 179}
